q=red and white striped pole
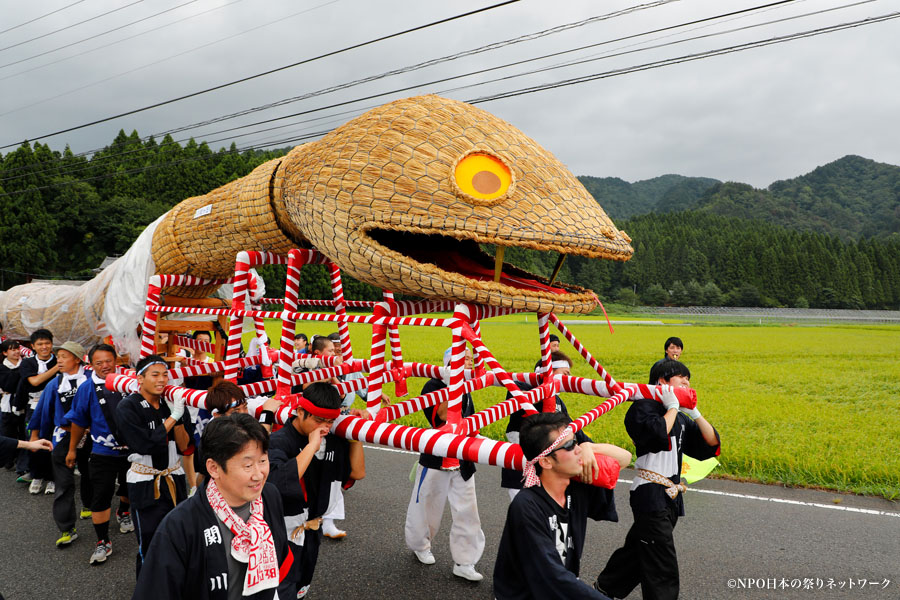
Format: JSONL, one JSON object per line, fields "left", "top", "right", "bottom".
{"left": 383, "top": 290, "right": 407, "bottom": 397}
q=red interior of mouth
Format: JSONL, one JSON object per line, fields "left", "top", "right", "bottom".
{"left": 368, "top": 228, "right": 571, "bottom": 295}
{"left": 414, "top": 248, "right": 569, "bottom": 295}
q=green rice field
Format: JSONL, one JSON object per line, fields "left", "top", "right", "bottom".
{"left": 249, "top": 316, "right": 900, "bottom": 500}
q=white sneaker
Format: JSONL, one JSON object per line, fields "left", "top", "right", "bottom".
{"left": 89, "top": 541, "right": 111, "bottom": 564}
{"left": 414, "top": 550, "right": 435, "bottom": 565}
{"left": 44, "top": 481, "right": 56, "bottom": 495}
{"left": 453, "top": 563, "right": 483, "bottom": 582}
{"left": 322, "top": 519, "right": 346, "bottom": 539}
{"left": 29, "top": 479, "right": 43, "bottom": 494}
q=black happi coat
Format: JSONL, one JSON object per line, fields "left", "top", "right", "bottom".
{"left": 132, "top": 481, "right": 294, "bottom": 600}
{"left": 267, "top": 423, "right": 352, "bottom": 524}
{"left": 115, "top": 393, "right": 194, "bottom": 509}
{"left": 625, "top": 399, "right": 720, "bottom": 515}
{"left": 267, "top": 421, "right": 353, "bottom": 589}
{"left": 417, "top": 377, "right": 476, "bottom": 480}
{"left": 0, "top": 435, "right": 17, "bottom": 466}
{"left": 494, "top": 482, "right": 617, "bottom": 600}
{"left": 13, "top": 355, "right": 56, "bottom": 413}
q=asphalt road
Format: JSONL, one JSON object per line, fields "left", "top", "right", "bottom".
{"left": 1, "top": 447, "right": 897, "bottom": 600}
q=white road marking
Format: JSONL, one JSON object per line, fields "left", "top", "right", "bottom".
{"left": 368, "top": 445, "right": 416, "bottom": 455}
{"left": 368, "top": 446, "right": 900, "bottom": 519}
{"left": 617, "top": 478, "right": 900, "bottom": 519}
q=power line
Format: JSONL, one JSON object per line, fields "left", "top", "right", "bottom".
{"left": 153, "top": 0, "right": 681, "bottom": 139}
{"left": 0, "top": 0, "right": 848, "bottom": 187}
{"left": 0, "top": 0, "right": 204, "bottom": 70}
{"left": 440, "top": 0, "right": 880, "bottom": 101}
{"left": 0, "top": 0, "right": 861, "bottom": 185}
{"left": 0, "top": 0, "right": 669, "bottom": 177}
{"left": 131, "top": 0, "right": 809, "bottom": 148}
{"left": 0, "top": 0, "right": 521, "bottom": 150}
{"left": 136, "top": 0, "right": 806, "bottom": 148}
{"left": 469, "top": 11, "right": 900, "bottom": 104}
{"left": 0, "top": 0, "right": 145, "bottom": 54}
{"left": 0, "top": 267, "right": 93, "bottom": 281}
{"left": 0, "top": 0, "right": 341, "bottom": 122}
{"left": 0, "top": 132, "right": 327, "bottom": 200}
{"left": 0, "top": 0, "right": 776, "bottom": 177}
{"left": 0, "top": 0, "right": 249, "bottom": 85}
{"left": 0, "top": 0, "right": 88, "bottom": 36}
{"left": 3, "top": 3, "right": 890, "bottom": 200}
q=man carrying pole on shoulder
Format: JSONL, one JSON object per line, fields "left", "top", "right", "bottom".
{"left": 115, "top": 354, "right": 194, "bottom": 577}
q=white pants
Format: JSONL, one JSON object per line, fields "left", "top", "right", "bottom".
{"left": 404, "top": 464, "right": 485, "bottom": 566}
{"left": 323, "top": 482, "right": 345, "bottom": 521}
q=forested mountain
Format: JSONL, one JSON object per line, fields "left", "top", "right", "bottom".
{"left": 1, "top": 132, "right": 898, "bottom": 309}
{"left": 578, "top": 174, "right": 720, "bottom": 220}
{"left": 697, "top": 155, "right": 900, "bottom": 240}
{"left": 583, "top": 155, "right": 900, "bottom": 241}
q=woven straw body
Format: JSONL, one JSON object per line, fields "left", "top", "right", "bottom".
{"left": 278, "top": 95, "right": 632, "bottom": 313}
{"left": 0, "top": 95, "right": 634, "bottom": 347}
{"left": 152, "top": 157, "right": 307, "bottom": 297}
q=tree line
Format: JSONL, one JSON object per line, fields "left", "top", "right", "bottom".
{"left": 504, "top": 212, "right": 900, "bottom": 310}
{"left": 1, "top": 131, "right": 898, "bottom": 310}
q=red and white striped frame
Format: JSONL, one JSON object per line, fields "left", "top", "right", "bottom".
{"left": 330, "top": 262, "right": 354, "bottom": 362}
{"left": 139, "top": 274, "right": 232, "bottom": 360}
{"left": 365, "top": 302, "right": 389, "bottom": 413}
{"left": 382, "top": 290, "right": 407, "bottom": 397}
{"left": 130, "top": 247, "right": 697, "bottom": 472}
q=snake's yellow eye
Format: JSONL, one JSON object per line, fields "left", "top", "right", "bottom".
{"left": 452, "top": 151, "right": 515, "bottom": 205}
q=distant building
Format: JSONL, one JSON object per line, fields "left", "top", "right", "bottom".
{"left": 92, "top": 255, "right": 120, "bottom": 274}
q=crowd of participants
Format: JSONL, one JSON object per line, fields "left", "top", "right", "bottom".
{"left": 0, "top": 324, "right": 720, "bottom": 600}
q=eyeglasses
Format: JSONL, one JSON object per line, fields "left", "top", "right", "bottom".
{"left": 551, "top": 438, "right": 577, "bottom": 454}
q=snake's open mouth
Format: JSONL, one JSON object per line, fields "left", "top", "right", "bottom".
{"left": 366, "top": 228, "right": 577, "bottom": 295}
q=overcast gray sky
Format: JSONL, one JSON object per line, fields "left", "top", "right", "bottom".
{"left": 1, "top": 0, "right": 898, "bottom": 188}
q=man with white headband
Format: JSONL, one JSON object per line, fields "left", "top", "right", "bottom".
{"left": 115, "top": 353, "right": 194, "bottom": 577}
{"left": 493, "top": 412, "right": 630, "bottom": 599}
{"left": 404, "top": 346, "right": 485, "bottom": 582}
{"left": 133, "top": 413, "right": 294, "bottom": 599}
{"left": 267, "top": 382, "right": 366, "bottom": 599}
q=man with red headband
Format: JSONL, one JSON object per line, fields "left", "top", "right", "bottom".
{"left": 267, "top": 382, "right": 366, "bottom": 599}
{"left": 133, "top": 413, "right": 294, "bottom": 599}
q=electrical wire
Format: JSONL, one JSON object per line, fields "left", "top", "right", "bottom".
{"left": 468, "top": 11, "right": 900, "bottom": 104}
{"left": 0, "top": 0, "right": 521, "bottom": 150}
{"left": 0, "top": 0, "right": 249, "bottom": 85}
{"left": 0, "top": 0, "right": 145, "bottom": 54}
{"left": 0, "top": 0, "right": 203, "bottom": 70}
{"left": 0, "top": 0, "right": 793, "bottom": 178}
{"left": 440, "top": 0, "right": 880, "bottom": 100}
{"left": 0, "top": 0, "right": 885, "bottom": 187}
{"left": 0, "top": 0, "right": 88, "bottom": 36}
{"left": 0, "top": 132, "right": 328, "bottom": 200}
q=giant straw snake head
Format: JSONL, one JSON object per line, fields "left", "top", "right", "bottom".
{"left": 278, "top": 95, "right": 633, "bottom": 313}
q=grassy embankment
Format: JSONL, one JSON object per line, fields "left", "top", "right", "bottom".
{"left": 248, "top": 316, "right": 900, "bottom": 500}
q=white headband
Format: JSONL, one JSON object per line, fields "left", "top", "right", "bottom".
{"left": 535, "top": 360, "right": 571, "bottom": 374}
{"left": 137, "top": 359, "right": 167, "bottom": 375}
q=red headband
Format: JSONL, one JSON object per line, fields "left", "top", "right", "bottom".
{"left": 298, "top": 396, "right": 340, "bottom": 420}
